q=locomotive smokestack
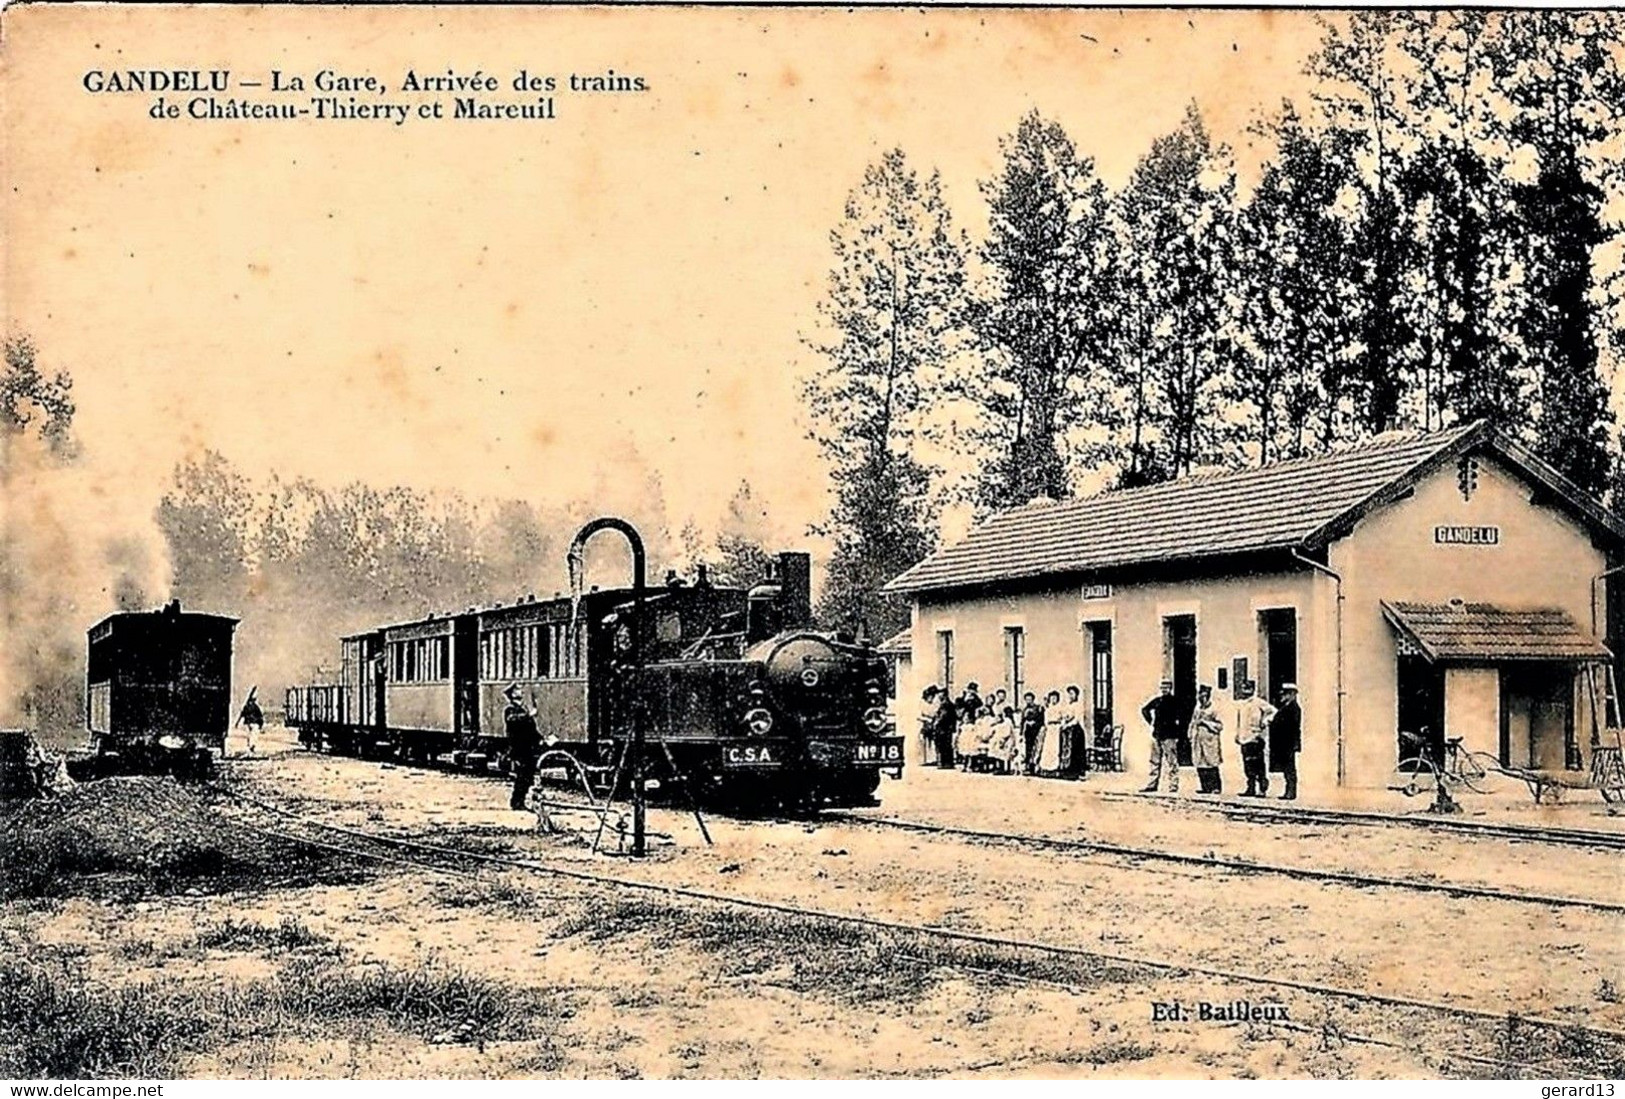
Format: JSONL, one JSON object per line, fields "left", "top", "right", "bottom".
{"left": 776, "top": 552, "right": 811, "bottom": 629}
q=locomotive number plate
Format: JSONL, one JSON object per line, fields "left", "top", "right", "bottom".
{"left": 723, "top": 744, "right": 780, "bottom": 768}
{"left": 854, "top": 740, "right": 904, "bottom": 764}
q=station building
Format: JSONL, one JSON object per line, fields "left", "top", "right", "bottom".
{"left": 883, "top": 423, "right": 1625, "bottom": 791}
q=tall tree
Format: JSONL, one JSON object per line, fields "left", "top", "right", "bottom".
{"left": 1309, "top": 11, "right": 1416, "bottom": 440}
{"left": 1498, "top": 10, "right": 1622, "bottom": 494}
{"left": 1394, "top": 11, "right": 1528, "bottom": 432}
{"left": 802, "top": 148, "right": 966, "bottom": 634}
{"left": 1112, "top": 104, "right": 1240, "bottom": 479}
{"left": 961, "top": 110, "right": 1116, "bottom": 509}
{"left": 1230, "top": 102, "right": 1357, "bottom": 462}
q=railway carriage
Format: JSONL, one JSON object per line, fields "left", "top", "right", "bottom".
{"left": 86, "top": 600, "right": 238, "bottom": 771}
{"left": 287, "top": 551, "right": 903, "bottom": 807}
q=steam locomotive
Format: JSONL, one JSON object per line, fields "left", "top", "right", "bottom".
{"left": 285, "top": 552, "right": 904, "bottom": 808}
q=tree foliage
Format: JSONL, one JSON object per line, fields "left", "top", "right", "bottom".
{"left": 963, "top": 110, "right": 1117, "bottom": 508}
{"left": 802, "top": 9, "right": 1625, "bottom": 586}
{"left": 802, "top": 148, "right": 967, "bottom": 635}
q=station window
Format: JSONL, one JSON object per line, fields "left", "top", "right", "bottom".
{"left": 1004, "top": 626, "right": 1025, "bottom": 702}
{"left": 936, "top": 630, "right": 955, "bottom": 696}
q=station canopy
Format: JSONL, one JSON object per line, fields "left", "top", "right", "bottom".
{"left": 1381, "top": 601, "right": 1612, "bottom": 664}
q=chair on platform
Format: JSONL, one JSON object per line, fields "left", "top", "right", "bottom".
{"left": 1090, "top": 724, "right": 1125, "bottom": 773}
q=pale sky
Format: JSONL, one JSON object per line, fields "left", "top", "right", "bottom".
{"left": 5, "top": 6, "right": 1330, "bottom": 587}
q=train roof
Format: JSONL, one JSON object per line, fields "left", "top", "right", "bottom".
{"left": 342, "top": 581, "right": 748, "bottom": 639}
{"left": 88, "top": 600, "right": 238, "bottom": 636}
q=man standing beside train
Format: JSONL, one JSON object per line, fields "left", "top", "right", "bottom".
{"left": 504, "top": 685, "right": 542, "bottom": 811}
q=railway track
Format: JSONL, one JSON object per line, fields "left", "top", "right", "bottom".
{"left": 269, "top": 746, "right": 1625, "bottom": 912}
{"left": 826, "top": 810, "right": 1625, "bottom": 914}
{"left": 1097, "top": 789, "right": 1625, "bottom": 851}
{"left": 217, "top": 783, "right": 1625, "bottom": 1080}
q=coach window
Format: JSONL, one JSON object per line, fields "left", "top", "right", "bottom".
{"left": 569, "top": 622, "right": 587, "bottom": 677}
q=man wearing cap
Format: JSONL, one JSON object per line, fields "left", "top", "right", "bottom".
{"left": 1234, "top": 680, "right": 1276, "bottom": 797}
{"left": 957, "top": 682, "right": 984, "bottom": 726}
{"left": 504, "top": 685, "right": 542, "bottom": 811}
{"left": 929, "top": 684, "right": 959, "bottom": 769}
{"left": 1189, "top": 684, "right": 1225, "bottom": 794}
{"left": 1140, "top": 679, "right": 1183, "bottom": 793}
{"left": 1269, "top": 683, "right": 1303, "bottom": 800}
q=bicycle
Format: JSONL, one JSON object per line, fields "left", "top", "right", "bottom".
{"left": 1395, "top": 728, "right": 1494, "bottom": 812}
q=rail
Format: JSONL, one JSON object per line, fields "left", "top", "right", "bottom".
{"left": 213, "top": 783, "right": 1625, "bottom": 1079}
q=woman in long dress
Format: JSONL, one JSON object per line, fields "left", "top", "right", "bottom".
{"left": 1039, "top": 690, "right": 1065, "bottom": 774}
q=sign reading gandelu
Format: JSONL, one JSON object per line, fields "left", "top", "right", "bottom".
{"left": 1434, "top": 525, "right": 1500, "bottom": 546}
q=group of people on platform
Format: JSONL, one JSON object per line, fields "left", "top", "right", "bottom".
{"left": 919, "top": 681, "right": 1098, "bottom": 778}
{"left": 1140, "top": 678, "right": 1301, "bottom": 799}
{"left": 919, "top": 676, "right": 1303, "bottom": 799}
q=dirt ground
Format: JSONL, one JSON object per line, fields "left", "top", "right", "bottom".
{"left": 7, "top": 728, "right": 1624, "bottom": 1079}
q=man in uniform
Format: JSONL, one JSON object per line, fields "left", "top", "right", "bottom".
{"left": 504, "top": 685, "right": 542, "bottom": 811}
{"left": 1140, "top": 679, "right": 1183, "bottom": 793}
{"left": 930, "top": 684, "right": 959, "bottom": 769}
{"left": 1269, "top": 683, "right": 1303, "bottom": 801}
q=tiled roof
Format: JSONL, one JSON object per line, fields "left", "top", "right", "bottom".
{"left": 876, "top": 629, "right": 911, "bottom": 656}
{"left": 1382, "top": 602, "right": 1611, "bottom": 663}
{"left": 886, "top": 424, "right": 1484, "bottom": 595}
